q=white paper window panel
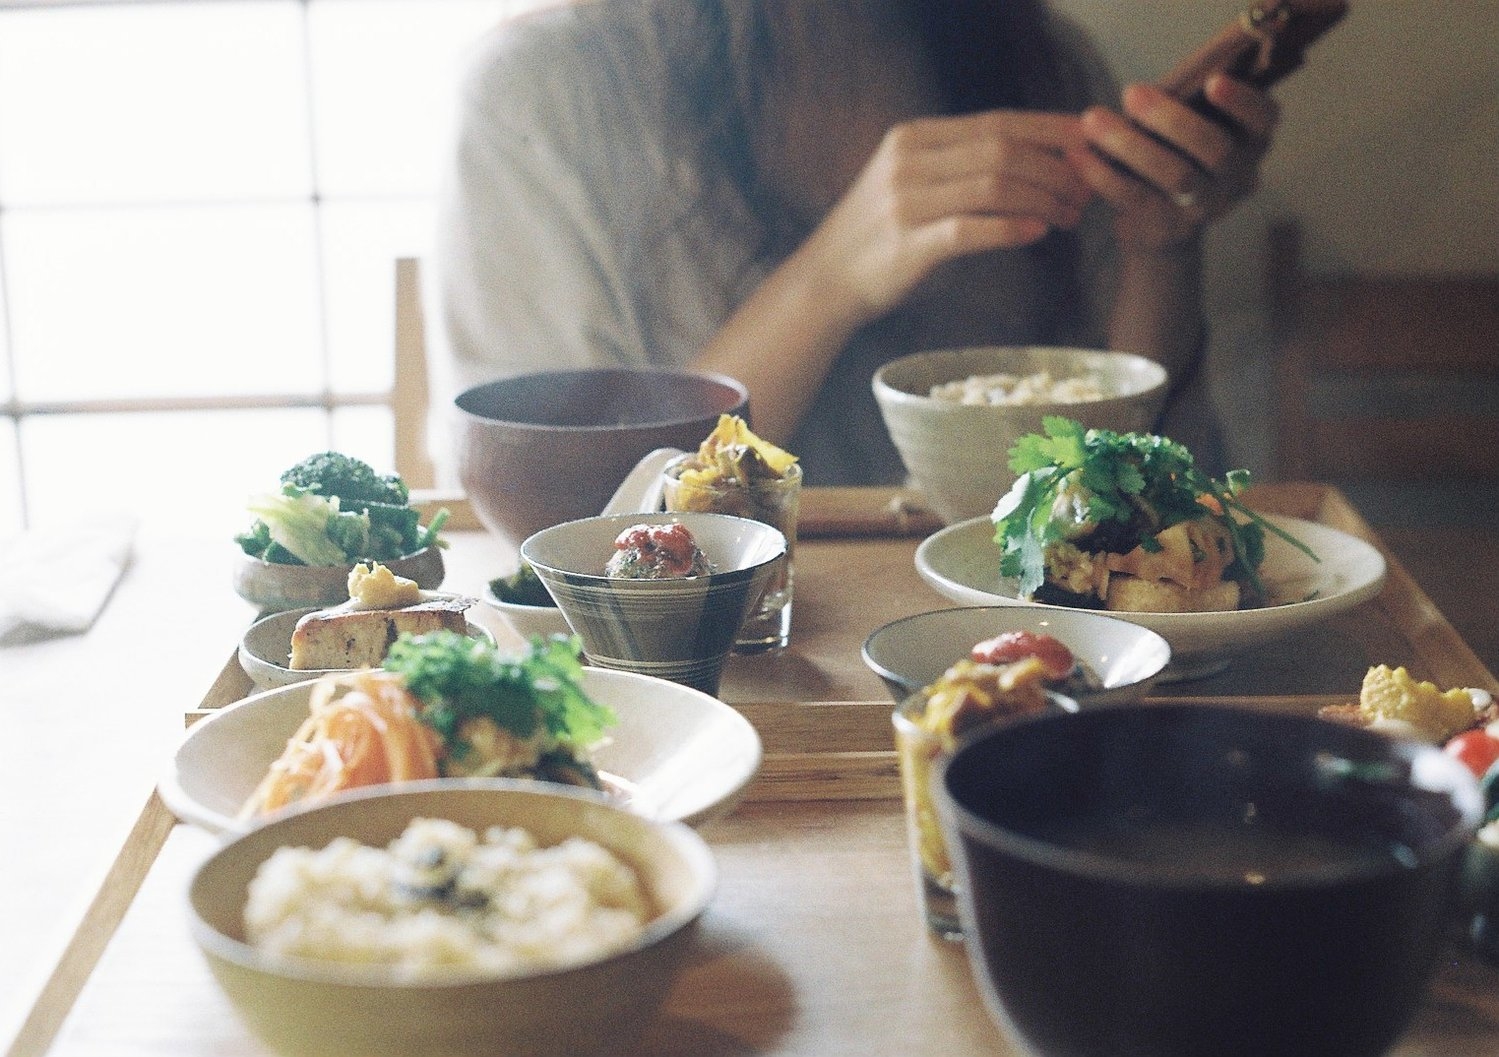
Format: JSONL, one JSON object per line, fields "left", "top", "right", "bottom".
{"left": 0, "top": 276, "right": 11, "bottom": 405}
{"left": 5, "top": 199, "right": 438, "bottom": 406}
{"left": 0, "top": 0, "right": 522, "bottom": 206}
{"left": 320, "top": 198, "right": 437, "bottom": 394}
{"left": 0, "top": 2, "right": 314, "bottom": 205}
{"left": 0, "top": 426, "right": 19, "bottom": 538}
{"left": 20, "top": 405, "right": 393, "bottom": 536}
{"left": 307, "top": 0, "right": 519, "bottom": 197}
{"left": 5, "top": 204, "right": 323, "bottom": 402}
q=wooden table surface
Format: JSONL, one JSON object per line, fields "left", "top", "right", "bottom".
{"left": 7, "top": 484, "right": 1499, "bottom": 1057}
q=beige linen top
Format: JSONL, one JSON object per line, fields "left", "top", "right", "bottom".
{"left": 434, "top": 2, "right": 1124, "bottom": 485}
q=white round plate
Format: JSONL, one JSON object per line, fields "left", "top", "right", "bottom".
{"left": 160, "top": 667, "right": 761, "bottom": 835}
{"left": 914, "top": 514, "right": 1387, "bottom": 680}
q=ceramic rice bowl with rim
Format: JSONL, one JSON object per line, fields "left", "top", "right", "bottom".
{"left": 871, "top": 346, "right": 1168, "bottom": 524}
{"left": 187, "top": 780, "right": 716, "bottom": 1057}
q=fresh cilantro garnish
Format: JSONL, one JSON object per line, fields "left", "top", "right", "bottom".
{"left": 993, "top": 416, "right": 1315, "bottom": 602}
{"left": 383, "top": 630, "right": 615, "bottom": 749}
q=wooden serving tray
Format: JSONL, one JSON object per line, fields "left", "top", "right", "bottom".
{"left": 26, "top": 706, "right": 1499, "bottom": 1057}
{"left": 410, "top": 485, "right": 949, "bottom": 540}
{"left": 15, "top": 484, "right": 1499, "bottom": 1057}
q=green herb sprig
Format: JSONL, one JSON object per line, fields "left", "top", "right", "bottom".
{"left": 383, "top": 630, "right": 615, "bottom": 749}
{"left": 993, "top": 417, "right": 1316, "bottom": 600}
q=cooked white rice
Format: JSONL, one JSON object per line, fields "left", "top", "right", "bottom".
{"left": 929, "top": 368, "right": 1110, "bottom": 406}
{"left": 243, "top": 818, "right": 651, "bottom": 979}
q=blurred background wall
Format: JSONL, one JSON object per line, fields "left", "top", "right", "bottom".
{"left": 1054, "top": 0, "right": 1499, "bottom": 474}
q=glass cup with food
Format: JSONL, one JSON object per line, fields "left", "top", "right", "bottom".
{"left": 661, "top": 415, "right": 800, "bottom": 652}
{"left": 894, "top": 655, "right": 1063, "bottom": 940}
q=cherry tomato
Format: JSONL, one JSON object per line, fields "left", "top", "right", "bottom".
{"left": 1445, "top": 728, "right": 1499, "bottom": 779}
{"left": 612, "top": 523, "right": 704, "bottom": 576}
{"left": 971, "top": 630, "right": 1075, "bottom": 681}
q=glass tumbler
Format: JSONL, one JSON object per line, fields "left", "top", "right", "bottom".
{"left": 662, "top": 457, "right": 801, "bottom": 652}
{"left": 892, "top": 699, "right": 962, "bottom": 940}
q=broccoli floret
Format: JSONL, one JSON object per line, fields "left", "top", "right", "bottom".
{"left": 244, "top": 488, "right": 357, "bottom": 566}
{"left": 324, "top": 507, "right": 373, "bottom": 559}
{"left": 236, "top": 521, "right": 304, "bottom": 564}
{"left": 235, "top": 521, "right": 273, "bottom": 559}
{"left": 279, "top": 451, "right": 409, "bottom": 509}
{"left": 238, "top": 451, "right": 445, "bottom": 565}
{"left": 366, "top": 501, "right": 422, "bottom": 559}
{"left": 489, "top": 562, "right": 554, "bottom": 607}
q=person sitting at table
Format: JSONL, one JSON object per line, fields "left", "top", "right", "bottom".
{"left": 433, "top": 0, "right": 1278, "bottom": 484}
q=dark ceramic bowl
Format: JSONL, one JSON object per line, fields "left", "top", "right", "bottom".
{"left": 455, "top": 369, "right": 748, "bottom": 549}
{"left": 939, "top": 704, "right": 1482, "bottom": 1057}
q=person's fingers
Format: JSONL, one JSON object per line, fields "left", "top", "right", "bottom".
{"left": 1120, "top": 85, "right": 1232, "bottom": 172}
{"left": 1081, "top": 105, "right": 1208, "bottom": 207}
{"left": 1202, "top": 74, "right": 1281, "bottom": 141}
{"left": 916, "top": 136, "right": 1094, "bottom": 210}
{"left": 1068, "top": 144, "right": 1203, "bottom": 224}
{"left": 915, "top": 213, "right": 1052, "bottom": 259}
{"left": 889, "top": 111, "right": 1094, "bottom": 207}
{"left": 906, "top": 169, "right": 1086, "bottom": 230}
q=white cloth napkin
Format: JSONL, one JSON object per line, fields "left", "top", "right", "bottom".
{"left": 0, "top": 514, "right": 137, "bottom": 637}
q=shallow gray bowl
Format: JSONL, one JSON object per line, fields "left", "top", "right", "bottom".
{"left": 481, "top": 587, "right": 574, "bottom": 643}
{"left": 863, "top": 605, "right": 1170, "bottom": 707}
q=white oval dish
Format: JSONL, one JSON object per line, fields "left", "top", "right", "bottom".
{"left": 237, "top": 601, "right": 494, "bottom": 692}
{"left": 160, "top": 666, "right": 762, "bottom": 835}
{"left": 480, "top": 588, "right": 574, "bottom": 643}
{"left": 914, "top": 514, "right": 1386, "bottom": 680}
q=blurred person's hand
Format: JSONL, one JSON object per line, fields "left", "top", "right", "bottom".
{"left": 799, "top": 110, "right": 1096, "bottom": 326}
{"left": 1070, "top": 73, "right": 1279, "bottom": 253}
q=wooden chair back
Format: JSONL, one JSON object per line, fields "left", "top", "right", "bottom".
{"left": 1269, "top": 220, "right": 1499, "bottom": 482}
{"left": 393, "top": 257, "right": 436, "bottom": 490}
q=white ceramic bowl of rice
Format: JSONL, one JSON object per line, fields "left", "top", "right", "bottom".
{"left": 188, "top": 780, "right": 716, "bottom": 1057}
{"left": 872, "top": 346, "right": 1169, "bottom": 524}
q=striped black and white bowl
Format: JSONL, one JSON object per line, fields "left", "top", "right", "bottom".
{"left": 521, "top": 512, "right": 786, "bottom": 697}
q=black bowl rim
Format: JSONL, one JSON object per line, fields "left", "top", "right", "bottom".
{"left": 939, "top": 703, "right": 1483, "bottom": 891}
{"left": 454, "top": 368, "right": 749, "bottom": 431}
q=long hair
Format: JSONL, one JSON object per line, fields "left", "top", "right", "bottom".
{"left": 659, "top": 0, "right": 1084, "bottom": 335}
{"left": 664, "top": 0, "right": 1075, "bottom": 242}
